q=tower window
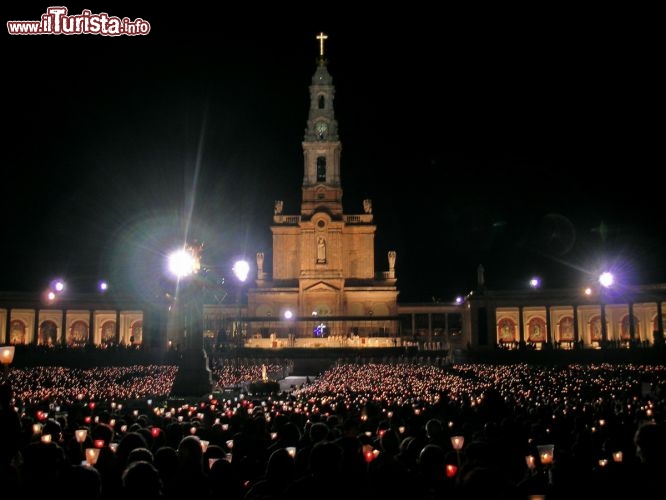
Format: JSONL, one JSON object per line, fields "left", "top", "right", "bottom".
{"left": 318, "top": 95, "right": 325, "bottom": 109}
{"left": 317, "top": 156, "right": 326, "bottom": 182}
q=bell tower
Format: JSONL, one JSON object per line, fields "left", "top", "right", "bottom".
{"left": 301, "top": 32, "right": 343, "bottom": 218}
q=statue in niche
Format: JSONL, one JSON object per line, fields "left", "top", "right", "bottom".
{"left": 363, "top": 198, "right": 372, "bottom": 214}
{"left": 256, "top": 252, "right": 264, "bottom": 274}
{"left": 317, "top": 236, "right": 326, "bottom": 263}
{"left": 274, "top": 200, "right": 283, "bottom": 215}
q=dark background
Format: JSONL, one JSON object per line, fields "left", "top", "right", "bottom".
{"left": 3, "top": 4, "right": 662, "bottom": 303}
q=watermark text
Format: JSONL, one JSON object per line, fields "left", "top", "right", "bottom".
{"left": 7, "top": 7, "right": 150, "bottom": 36}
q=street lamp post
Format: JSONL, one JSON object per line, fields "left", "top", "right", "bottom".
{"left": 232, "top": 260, "right": 249, "bottom": 383}
{"left": 599, "top": 272, "right": 614, "bottom": 347}
{"left": 284, "top": 310, "right": 294, "bottom": 347}
{"left": 168, "top": 242, "right": 214, "bottom": 399}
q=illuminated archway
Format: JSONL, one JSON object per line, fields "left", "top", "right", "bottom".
{"left": 10, "top": 319, "right": 26, "bottom": 344}
{"left": 497, "top": 318, "right": 516, "bottom": 344}
{"left": 39, "top": 320, "right": 58, "bottom": 346}
{"left": 69, "top": 320, "right": 88, "bottom": 346}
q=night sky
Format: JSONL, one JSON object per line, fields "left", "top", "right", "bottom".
{"left": 3, "top": 5, "right": 662, "bottom": 303}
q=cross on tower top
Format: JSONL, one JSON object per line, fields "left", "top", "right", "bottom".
{"left": 316, "top": 32, "right": 328, "bottom": 57}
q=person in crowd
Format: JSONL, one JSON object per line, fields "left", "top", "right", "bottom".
{"left": 0, "top": 382, "right": 21, "bottom": 484}
{"left": 121, "top": 460, "right": 163, "bottom": 499}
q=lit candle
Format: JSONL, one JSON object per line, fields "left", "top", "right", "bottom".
{"left": 75, "top": 429, "right": 87, "bottom": 443}
{"left": 85, "top": 448, "right": 100, "bottom": 466}
{"left": 41, "top": 434, "right": 52, "bottom": 444}
{"left": 537, "top": 444, "right": 554, "bottom": 465}
{"left": 612, "top": 451, "right": 623, "bottom": 463}
{"left": 94, "top": 439, "right": 105, "bottom": 448}
{"left": 446, "top": 464, "right": 458, "bottom": 478}
{"left": 525, "top": 455, "right": 536, "bottom": 470}
{"left": 451, "top": 436, "right": 465, "bottom": 451}
{"left": 286, "top": 447, "right": 296, "bottom": 458}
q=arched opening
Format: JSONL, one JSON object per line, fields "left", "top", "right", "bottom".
{"left": 589, "top": 315, "right": 603, "bottom": 346}
{"left": 101, "top": 320, "right": 117, "bottom": 346}
{"left": 69, "top": 320, "right": 88, "bottom": 347}
{"left": 527, "top": 317, "right": 546, "bottom": 343}
{"left": 10, "top": 319, "right": 26, "bottom": 344}
{"left": 316, "top": 156, "right": 326, "bottom": 182}
{"left": 130, "top": 320, "right": 143, "bottom": 345}
{"left": 39, "top": 320, "right": 58, "bottom": 346}
{"left": 497, "top": 317, "right": 516, "bottom": 346}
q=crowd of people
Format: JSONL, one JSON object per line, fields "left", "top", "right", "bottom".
{"left": 0, "top": 360, "right": 664, "bottom": 498}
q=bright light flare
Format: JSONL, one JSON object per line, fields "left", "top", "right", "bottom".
{"left": 168, "top": 249, "right": 198, "bottom": 278}
{"left": 599, "top": 272, "right": 614, "bottom": 288}
{"left": 232, "top": 260, "right": 250, "bottom": 283}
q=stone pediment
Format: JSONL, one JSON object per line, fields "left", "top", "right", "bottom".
{"left": 303, "top": 281, "right": 341, "bottom": 293}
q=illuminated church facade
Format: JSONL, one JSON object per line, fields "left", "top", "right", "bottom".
{"left": 241, "top": 42, "right": 400, "bottom": 347}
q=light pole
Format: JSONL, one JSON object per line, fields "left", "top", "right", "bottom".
{"left": 599, "top": 271, "right": 614, "bottom": 347}
{"left": 232, "top": 259, "right": 249, "bottom": 382}
{"left": 168, "top": 241, "right": 214, "bottom": 398}
{"left": 284, "top": 309, "right": 294, "bottom": 347}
